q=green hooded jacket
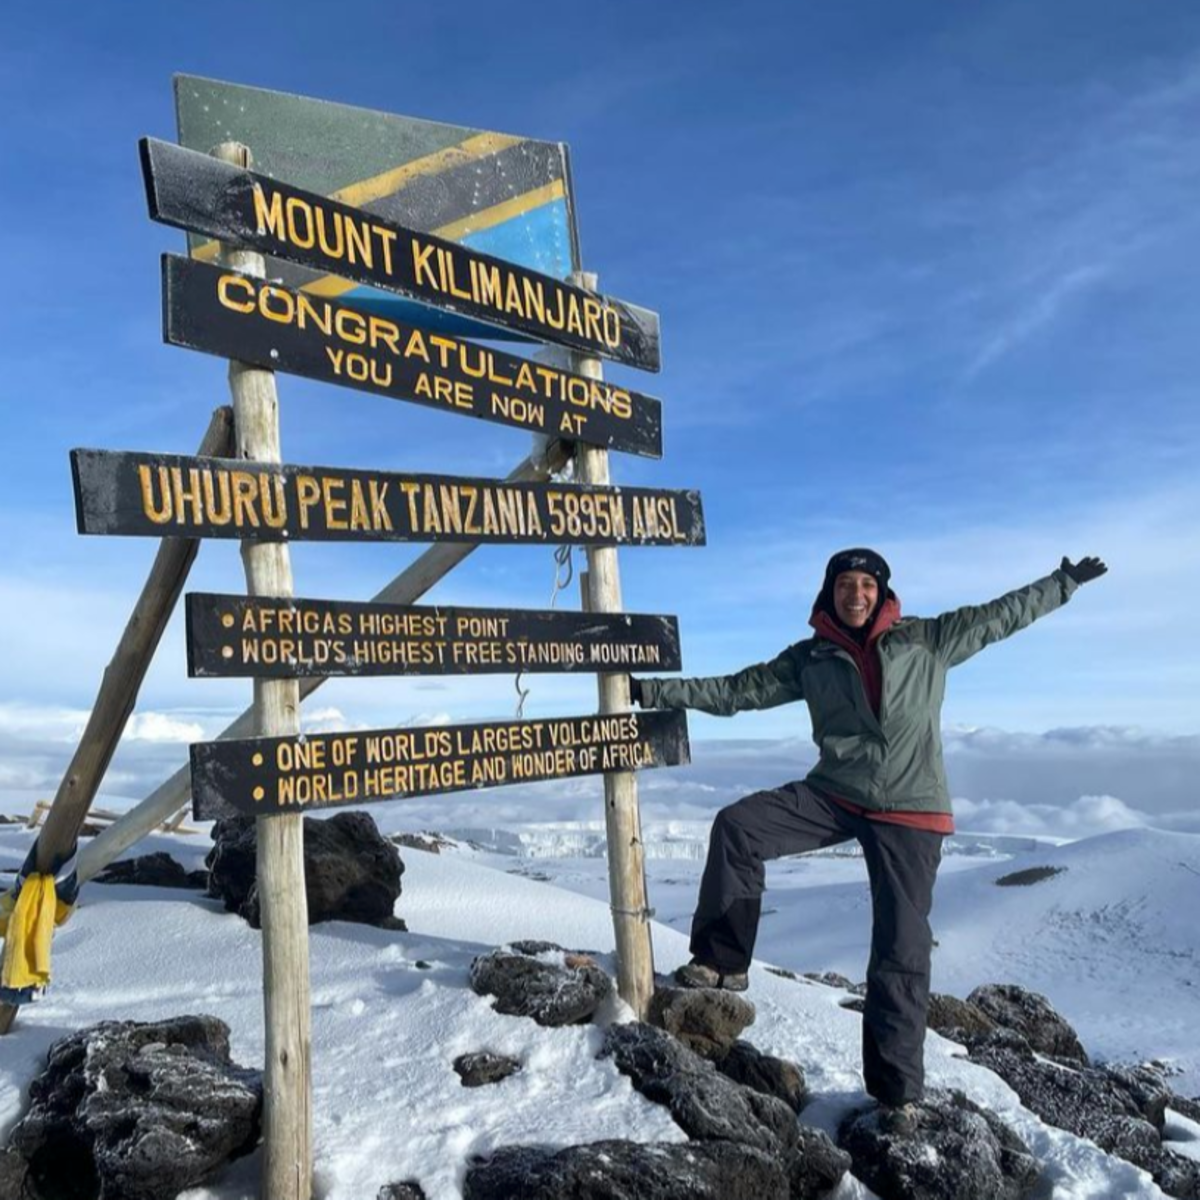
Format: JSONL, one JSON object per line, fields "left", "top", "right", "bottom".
{"left": 639, "top": 569, "right": 1080, "bottom": 815}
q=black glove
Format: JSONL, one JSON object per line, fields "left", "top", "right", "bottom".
{"left": 628, "top": 676, "right": 644, "bottom": 706}
{"left": 1061, "top": 555, "right": 1108, "bottom": 585}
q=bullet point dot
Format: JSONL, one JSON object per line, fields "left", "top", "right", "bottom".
{"left": 252, "top": 753, "right": 264, "bottom": 767}
{"left": 221, "top": 614, "right": 235, "bottom": 629}
{"left": 221, "top": 646, "right": 234, "bottom": 659}
{"left": 253, "top": 786, "right": 265, "bottom": 801}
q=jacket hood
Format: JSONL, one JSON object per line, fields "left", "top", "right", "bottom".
{"left": 810, "top": 593, "right": 902, "bottom": 648}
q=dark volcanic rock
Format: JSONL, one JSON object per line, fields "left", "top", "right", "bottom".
{"left": 969, "top": 1032, "right": 1200, "bottom": 1197}
{"left": 1169, "top": 1093, "right": 1200, "bottom": 1125}
{"left": 970, "top": 1028, "right": 1135, "bottom": 1135}
{"left": 1104, "top": 1063, "right": 1173, "bottom": 1130}
{"left": 470, "top": 946, "right": 611, "bottom": 1026}
{"left": 926, "top": 993, "right": 999, "bottom": 1046}
{"left": 789, "top": 1126, "right": 853, "bottom": 1199}
{"left": 600, "top": 1022, "right": 796, "bottom": 1154}
{"left": 599, "top": 1023, "right": 848, "bottom": 1198}
{"left": 93, "top": 852, "right": 207, "bottom": 890}
{"left": 648, "top": 985, "right": 755, "bottom": 1058}
{"left": 838, "top": 1089, "right": 1040, "bottom": 1200}
{"left": 0, "top": 1149, "right": 28, "bottom": 1200}
{"left": 9, "top": 1015, "right": 261, "bottom": 1200}
{"left": 713, "top": 1039, "right": 808, "bottom": 1113}
{"left": 994, "top": 866, "right": 1066, "bottom": 887}
{"left": 464, "top": 1139, "right": 790, "bottom": 1200}
{"left": 206, "top": 811, "right": 404, "bottom": 928}
{"left": 805, "top": 971, "right": 867, "bottom": 994}
{"left": 764, "top": 965, "right": 799, "bottom": 981}
{"left": 392, "top": 831, "right": 454, "bottom": 855}
{"left": 509, "top": 939, "right": 572, "bottom": 956}
{"left": 377, "top": 1182, "right": 427, "bottom": 1200}
{"left": 453, "top": 1052, "right": 521, "bottom": 1088}
{"left": 967, "top": 984, "right": 1088, "bottom": 1064}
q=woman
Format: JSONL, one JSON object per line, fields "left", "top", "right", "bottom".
{"left": 630, "top": 547, "right": 1106, "bottom": 1112}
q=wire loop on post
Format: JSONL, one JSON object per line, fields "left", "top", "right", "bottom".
{"left": 514, "top": 544, "right": 575, "bottom": 718}
{"left": 609, "top": 904, "right": 656, "bottom": 920}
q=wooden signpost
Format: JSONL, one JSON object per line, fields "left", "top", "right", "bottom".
{"left": 71, "top": 449, "right": 705, "bottom": 546}
{"left": 13, "top": 79, "right": 708, "bottom": 1200}
{"left": 162, "top": 256, "right": 663, "bottom": 457}
{"left": 140, "top": 137, "right": 662, "bottom": 371}
{"left": 190, "top": 711, "right": 690, "bottom": 820}
{"left": 186, "top": 594, "right": 681, "bottom": 678}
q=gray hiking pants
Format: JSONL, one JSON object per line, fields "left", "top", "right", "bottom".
{"left": 690, "top": 781, "right": 944, "bottom": 1106}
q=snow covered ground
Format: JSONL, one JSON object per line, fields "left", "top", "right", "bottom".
{"left": 1, "top": 794, "right": 1199, "bottom": 1198}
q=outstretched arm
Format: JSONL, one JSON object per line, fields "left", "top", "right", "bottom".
{"left": 631, "top": 643, "right": 808, "bottom": 716}
{"left": 927, "top": 556, "right": 1106, "bottom": 668}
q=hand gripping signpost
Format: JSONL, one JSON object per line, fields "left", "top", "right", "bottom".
{"left": 34, "top": 78, "right": 704, "bottom": 1199}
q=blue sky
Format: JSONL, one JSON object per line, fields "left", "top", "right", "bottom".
{"left": 2, "top": 1, "right": 1198, "bottom": 815}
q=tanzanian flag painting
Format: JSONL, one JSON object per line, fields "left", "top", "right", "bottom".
{"left": 174, "top": 75, "right": 580, "bottom": 342}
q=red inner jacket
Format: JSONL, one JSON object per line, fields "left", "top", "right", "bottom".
{"left": 809, "top": 596, "right": 954, "bottom": 834}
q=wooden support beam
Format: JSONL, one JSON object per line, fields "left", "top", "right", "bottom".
{"left": 73, "top": 437, "right": 569, "bottom": 887}
{"left": 0, "top": 405, "right": 232, "bottom": 1036}
{"left": 212, "top": 141, "right": 310, "bottom": 1200}
{"left": 569, "top": 271, "right": 656, "bottom": 1019}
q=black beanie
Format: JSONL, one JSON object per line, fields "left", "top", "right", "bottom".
{"left": 816, "top": 548, "right": 892, "bottom": 618}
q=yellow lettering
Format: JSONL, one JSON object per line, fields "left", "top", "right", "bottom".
{"left": 296, "top": 475, "right": 322, "bottom": 530}
{"left": 217, "top": 274, "right": 255, "bottom": 313}
{"left": 285, "top": 197, "right": 315, "bottom": 248}
{"left": 138, "top": 465, "right": 172, "bottom": 524}
{"left": 252, "top": 185, "right": 285, "bottom": 238}
{"left": 412, "top": 240, "right": 437, "bottom": 287}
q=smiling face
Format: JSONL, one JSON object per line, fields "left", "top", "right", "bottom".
{"left": 833, "top": 570, "right": 880, "bottom": 628}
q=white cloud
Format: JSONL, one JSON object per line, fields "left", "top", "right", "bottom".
{"left": 301, "top": 706, "right": 358, "bottom": 734}
{"left": 953, "top": 793, "right": 1148, "bottom": 839}
{"left": 123, "top": 712, "right": 205, "bottom": 743}
{"left": 965, "top": 264, "right": 1109, "bottom": 380}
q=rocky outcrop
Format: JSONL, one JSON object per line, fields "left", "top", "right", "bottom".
{"left": 377, "top": 1182, "right": 428, "bottom": 1200}
{"left": 464, "top": 1139, "right": 790, "bottom": 1199}
{"left": 0, "top": 1149, "right": 28, "bottom": 1200}
{"left": 601, "top": 1022, "right": 796, "bottom": 1154}
{"left": 712, "top": 1039, "right": 809, "bottom": 1114}
{"left": 9, "top": 1015, "right": 261, "bottom": 1200}
{"left": 1169, "top": 1093, "right": 1200, "bottom": 1125}
{"left": 647, "top": 985, "right": 755, "bottom": 1058}
{"left": 838, "top": 1090, "right": 1040, "bottom": 1200}
{"left": 926, "top": 992, "right": 998, "bottom": 1044}
{"left": 969, "top": 1031, "right": 1200, "bottom": 1197}
{"left": 93, "top": 852, "right": 207, "bottom": 889}
{"left": 206, "top": 812, "right": 404, "bottom": 928}
{"left": 994, "top": 866, "right": 1066, "bottom": 887}
{"left": 469, "top": 944, "right": 611, "bottom": 1026}
{"left": 788, "top": 1125, "right": 857, "bottom": 1199}
{"left": 804, "top": 971, "right": 867, "bottom": 995}
{"left": 967, "top": 984, "right": 1088, "bottom": 1064}
{"left": 392, "top": 832, "right": 456, "bottom": 855}
{"left": 600, "top": 1022, "right": 848, "bottom": 1196}
{"left": 453, "top": 1052, "right": 521, "bottom": 1088}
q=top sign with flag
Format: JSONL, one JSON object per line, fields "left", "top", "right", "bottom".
{"left": 174, "top": 75, "right": 581, "bottom": 345}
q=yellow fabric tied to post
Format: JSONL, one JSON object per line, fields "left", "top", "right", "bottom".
{"left": 0, "top": 874, "right": 74, "bottom": 991}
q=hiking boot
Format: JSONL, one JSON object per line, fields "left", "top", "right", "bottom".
{"left": 877, "top": 1101, "right": 921, "bottom": 1137}
{"left": 674, "top": 960, "right": 749, "bottom": 992}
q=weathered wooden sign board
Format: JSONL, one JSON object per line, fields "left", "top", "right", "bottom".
{"left": 162, "top": 256, "right": 663, "bottom": 458}
{"left": 141, "top": 137, "right": 661, "bottom": 372}
{"left": 174, "top": 75, "right": 580, "bottom": 343}
{"left": 190, "top": 710, "right": 690, "bottom": 818}
{"left": 71, "top": 450, "right": 705, "bottom": 547}
{"left": 186, "top": 593, "right": 682, "bottom": 678}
